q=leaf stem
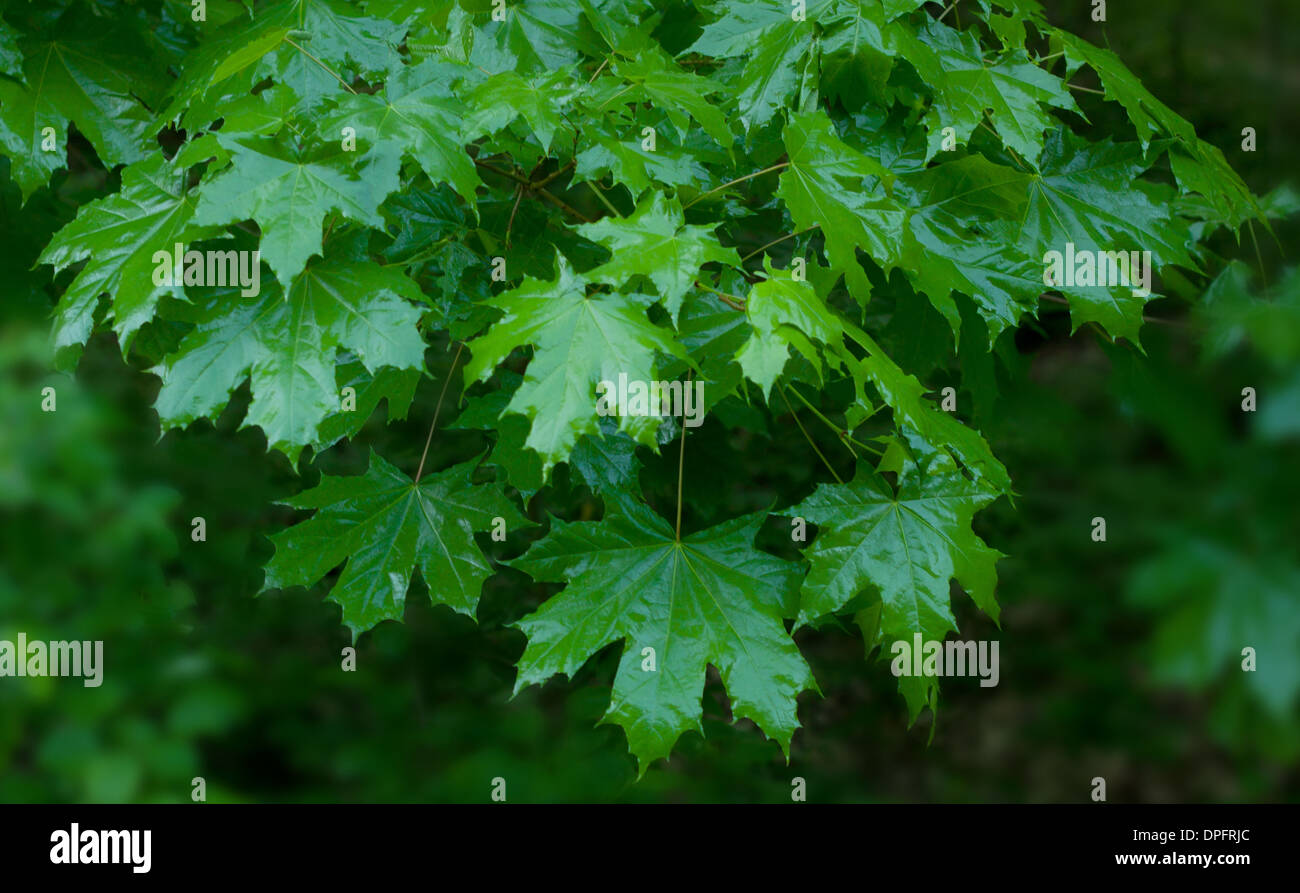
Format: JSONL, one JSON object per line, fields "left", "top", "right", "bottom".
{"left": 693, "top": 278, "right": 746, "bottom": 310}
{"left": 585, "top": 179, "right": 623, "bottom": 217}
{"left": 675, "top": 372, "right": 691, "bottom": 540}
{"left": 1246, "top": 218, "right": 1270, "bottom": 290}
{"left": 777, "top": 384, "right": 844, "bottom": 484}
{"left": 531, "top": 158, "right": 576, "bottom": 190}
{"left": 784, "top": 383, "right": 878, "bottom": 458}
{"left": 414, "top": 342, "right": 464, "bottom": 484}
{"left": 683, "top": 162, "right": 790, "bottom": 210}
{"left": 739, "top": 226, "right": 819, "bottom": 263}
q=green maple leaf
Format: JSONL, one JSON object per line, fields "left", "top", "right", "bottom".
{"left": 685, "top": 0, "right": 821, "bottom": 131}
{"left": 1051, "top": 30, "right": 1193, "bottom": 148}
{"left": 852, "top": 336, "right": 1013, "bottom": 494}
{"left": 162, "top": 0, "right": 405, "bottom": 125}
{"left": 1051, "top": 31, "right": 1264, "bottom": 231}
{"left": 320, "top": 59, "right": 480, "bottom": 206}
{"left": 819, "top": 0, "right": 897, "bottom": 104}
{"left": 264, "top": 451, "right": 530, "bottom": 638}
{"left": 736, "top": 262, "right": 851, "bottom": 395}
{"left": 777, "top": 109, "right": 905, "bottom": 299}
{"left": 312, "top": 360, "right": 422, "bottom": 455}
{"left": 602, "top": 54, "right": 733, "bottom": 147}
{"left": 463, "top": 257, "right": 688, "bottom": 474}
{"left": 899, "top": 139, "right": 1198, "bottom": 345}
{"left": 453, "top": 374, "right": 645, "bottom": 499}
{"left": 568, "top": 417, "right": 644, "bottom": 497}
{"left": 469, "top": 0, "right": 593, "bottom": 75}
{"left": 1169, "top": 139, "right": 1263, "bottom": 232}
{"left": 895, "top": 20, "right": 1078, "bottom": 164}
{"left": 574, "top": 124, "right": 709, "bottom": 196}
{"left": 203, "top": 84, "right": 303, "bottom": 143}
{"left": 38, "top": 154, "right": 226, "bottom": 369}
{"left": 1017, "top": 129, "right": 1195, "bottom": 340}
{"left": 789, "top": 453, "right": 1002, "bottom": 717}
{"left": 1022, "top": 129, "right": 1192, "bottom": 269}
{"left": 0, "top": 32, "right": 160, "bottom": 200}
{"left": 577, "top": 192, "right": 740, "bottom": 321}
{"left": 899, "top": 155, "right": 1038, "bottom": 340}
{"left": 511, "top": 496, "right": 815, "bottom": 772}
{"left": 465, "top": 69, "right": 581, "bottom": 151}
{"left": 152, "top": 260, "right": 428, "bottom": 458}
{"left": 192, "top": 134, "right": 399, "bottom": 289}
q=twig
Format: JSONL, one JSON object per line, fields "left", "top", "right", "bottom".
{"left": 531, "top": 158, "right": 576, "bottom": 190}
{"left": 474, "top": 158, "right": 593, "bottom": 223}
{"left": 694, "top": 279, "right": 747, "bottom": 311}
{"left": 1039, "top": 293, "right": 1185, "bottom": 328}
{"left": 504, "top": 185, "right": 524, "bottom": 249}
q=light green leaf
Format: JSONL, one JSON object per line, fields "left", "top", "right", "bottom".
{"left": 192, "top": 134, "right": 399, "bottom": 289}
{"left": 895, "top": 20, "right": 1078, "bottom": 163}
{"left": 463, "top": 257, "right": 688, "bottom": 473}
{"left": 577, "top": 192, "right": 740, "bottom": 321}
{"left": 685, "top": 0, "right": 820, "bottom": 131}
{"left": 320, "top": 58, "right": 480, "bottom": 205}
{"left": 604, "top": 53, "right": 732, "bottom": 146}
{"left": 470, "top": 0, "right": 592, "bottom": 74}
{"left": 465, "top": 68, "right": 581, "bottom": 151}
{"left": 736, "top": 263, "right": 848, "bottom": 395}
{"left": 574, "top": 127, "right": 709, "bottom": 195}
{"left": 1052, "top": 30, "right": 1193, "bottom": 147}
{"left": 778, "top": 108, "right": 905, "bottom": 299}
{"left": 162, "top": 0, "right": 405, "bottom": 125}
{"left": 38, "top": 154, "right": 225, "bottom": 367}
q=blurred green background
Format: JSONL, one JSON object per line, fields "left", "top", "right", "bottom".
{"left": 2, "top": 0, "right": 1298, "bottom": 802}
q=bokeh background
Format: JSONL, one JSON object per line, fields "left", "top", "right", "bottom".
{"left": 2, "top": 0, "right": 1298, "bottom": 802}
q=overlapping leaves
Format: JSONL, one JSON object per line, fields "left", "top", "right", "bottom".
{"left": 2, "top": 0, "right": 1276, "bottom": 770}
{"left": 152, "top": 260, "right": 428, "bottom": 459}
{"left": 462, "top": 257, "right": 688, "bottom": 474}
